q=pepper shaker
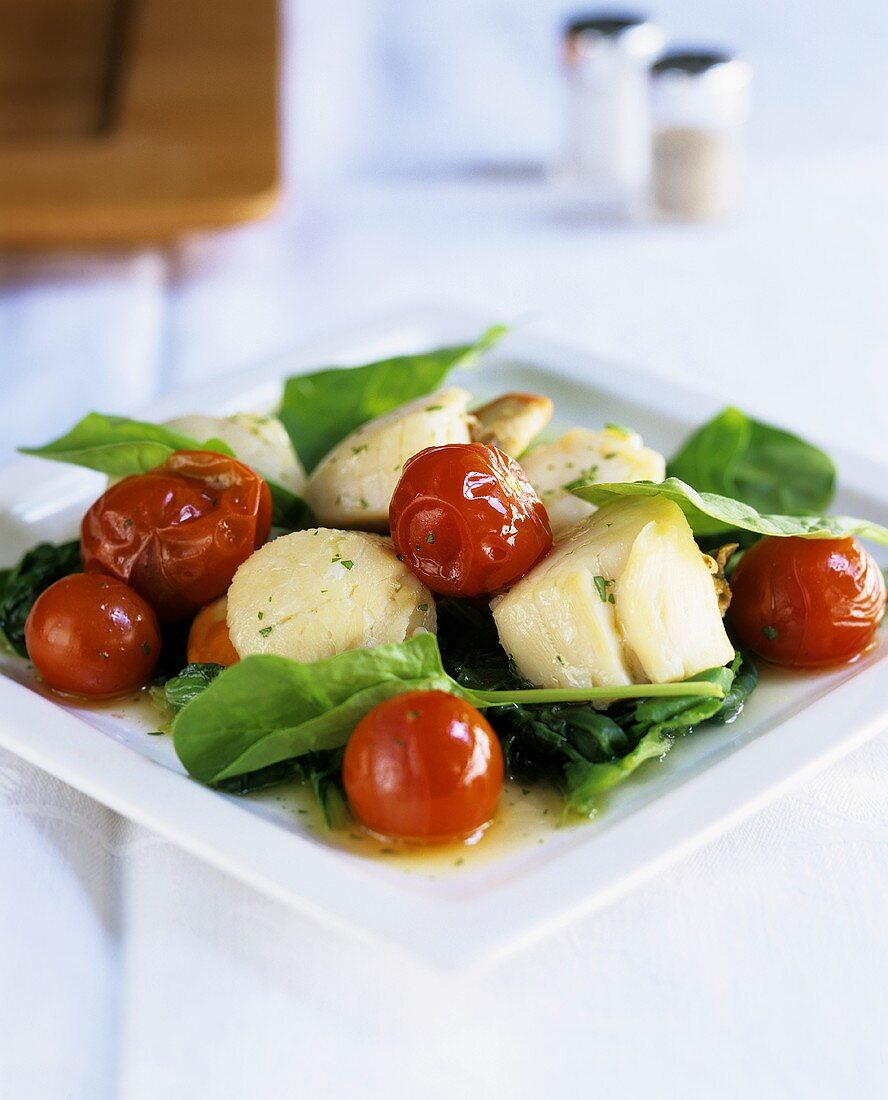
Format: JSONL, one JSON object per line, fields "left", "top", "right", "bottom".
{"left": 651, "top": 49, "right": 752, "bottom": 220}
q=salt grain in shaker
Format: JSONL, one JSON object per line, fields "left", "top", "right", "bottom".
{"left": 558, "top": 12, "right": 664, "bottom": 216}
{"left": 651, "top": 50, "right": 751, "bottom": 220}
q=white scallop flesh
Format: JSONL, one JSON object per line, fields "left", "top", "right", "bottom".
{"left": 520, "top": 427, "right": 666, "bottom": 535}
{"left": 227, "top": 528, "right": 436, "bottom": 663}
{"left": 491, "top": 496, "right": 734, "bottom": 690}
{"left": 304, "top": 388, "right": 472, "bottom": 530}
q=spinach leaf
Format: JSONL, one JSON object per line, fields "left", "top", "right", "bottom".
{"left": 172, "top": 633, "right": 726, "bottom": 788}
{"left": 278, "top": 325, "right": 506, "bottom": 472}
{"left": 668, "top": 407, "right": 836, "bottom": 516}
{"left": 570, "top": 477, "right": 888, "bottom": 544}
{"left": 0, "top": 541, "right": 82, "bottom": 657}
{"left": 563, "top": 655, "right": 758, "bottom": 816}
{"left": 20, "top": 413, "right": 312, "bottom": 532}
{"left": 19, "top": 413, "right": 216, "bottom": 476}
{"left": 173, "top": 635, "right": 456, "bottom": 785}
{"left": 155, "top": 662, "right": 226, "bottom": 715}
{"left": 437, "top": 599, "right": 759, "bottom": 817}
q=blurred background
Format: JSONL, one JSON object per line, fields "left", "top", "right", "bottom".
{"left": 0, "top": 0, "right": 886, "bottom": 462}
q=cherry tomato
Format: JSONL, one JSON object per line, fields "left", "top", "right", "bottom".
{"left": 730, "top": 536, "right": 885, "bottom": 668}
{"left": 389, "top": 443, "right": 552, "bottom": 597}
{"left": 81, "top": 451, "right": 272, "bottom": 622}
{"left": 25, "top": 573, "right": 161, "bottom": 697}
{"left": 342, "top": 690, "right": 504, "bottom": 843}
{"left": 187, "top": 595, "right": 239, "bottom": 666}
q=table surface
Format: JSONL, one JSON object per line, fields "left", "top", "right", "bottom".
{"left": 1, "top": 3, "right": 887, "bottom": 1096}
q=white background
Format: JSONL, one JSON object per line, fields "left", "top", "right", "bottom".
{"left": 1, "top": 2, "right": 887, "bottom": 1096}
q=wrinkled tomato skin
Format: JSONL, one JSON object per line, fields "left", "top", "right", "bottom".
{"left": 81, "top": 451, "right": 271, "bottom": 622}
{"left": 342, "top": 690, "right": 504, "bottom": 843}
{"left": 187, "top": 595, "right": 239, "bottom": 666}
{"left": 25, "top": 573, "right": 161, "bottom": 698}
{"left": 389, "top": 443, "right": 552, "bottom": 597}
{"left": 730, "top": 536, "right": 885, "bottom": 668}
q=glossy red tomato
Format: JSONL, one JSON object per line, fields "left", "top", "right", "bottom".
{"left": 187, "top": 595, "right": 239, "bottom": 666}
{"left": 81, "top": 451, "right": 272, "bottom": 622}
{"left": 342, "top": 690, "right": 504, "bottom": 843}
{"left": 730, "top": 536, "right": 885, "bottom": 668}
{"left": 389, "top": 443, "right": 552, "bottom": 597}
{"left": 25, "top": 573, "right": 161, "bottom": 697}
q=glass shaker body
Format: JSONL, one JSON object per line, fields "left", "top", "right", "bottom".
{"left": 558, "top": 13, "right": 663, "bottom": 215}
{"left": 651, "top": 51, "right": 751, "bottom": 220}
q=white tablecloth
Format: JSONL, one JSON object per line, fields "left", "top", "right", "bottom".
{"left": 1, "top": 3, "right": 887, "bottom": 1095}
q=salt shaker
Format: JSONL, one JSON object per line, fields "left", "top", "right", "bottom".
{"left": 651, "top": 50, "right": 751, "bottom": 220}
{"left": 558, "top": 12, "right": 664, "bottom": 215}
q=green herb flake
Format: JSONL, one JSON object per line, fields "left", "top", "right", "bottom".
{"left": 605, "top": 423, "right": 632, "bottom": 438}
{"left": 123, "top": 518, "right": 133, "bottom": 528}
{"left": 425, "top": 404, "right": 444, "bottom": 412}
{"left": 417, "top": 603, "right": 429, "bottom": 612}
{"left": 257, "top": 611, "right": 264, "bottom": 620}
{"left": 258, "top": 626, "right": 274, "bottom": 638}
{"left": 426, "top": 532, "right": 435, "bottom": 544}
{"left": 762, "top": 625, "right": 779, "bottom": 641}
{"left": 142, "top": 641, "right": 151, "bottom": 655}
{"left": 593, "top": 575, "right": 612, "bottom": 602}
{"left": 555, "top": 654, "right": 565, "bottom": 665}
{"left": 340, "top": 560, "right": 354, "bottom": 570}
{"left": 351, "top": 444, "right": 369, "bottom": 456}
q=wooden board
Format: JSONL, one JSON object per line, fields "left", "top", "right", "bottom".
{"left": 0, "top": 0, "right": 280, "bottom": 245}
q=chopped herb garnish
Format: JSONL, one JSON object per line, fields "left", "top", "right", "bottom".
{"left": 555, "top": 654, "right": 565, "bottom": 665}
{"left": 605, "top": 423, "right": 632, "bottom": 438}
{"left": 359, "top": 497, "right": 369, "bottom": 509}
{"left": 425, "top": 404, "right": 444, "bottom": 412}
{"left": 142, "top": 641, "right": 151, "bottom": 655}
{"left": 762, "top": 625, "right": 779, "bottom": 641}
{"left": 593, "top": 575, "right": 613, "bottom": 602}
{"left": 351, "top": 444, "right": 368, "bottom": 456}
{"left": 259, "top": 626, "right": 274, "bottom": 637}
{"left": 123, "top": 518, "right": 133, "bottom": 528}
{"left": 417, "top": 603, "right": 429, "bottom": 612}
{"left": 340, "top": 559, "right": 354, "bottom": 570}
{"left": 426, "top": 532, "right": 435, "bottom": 544}
{"left": 257, "top": 611, "right": 264, "bottom": 620}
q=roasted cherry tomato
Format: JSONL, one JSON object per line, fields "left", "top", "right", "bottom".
{"left": 389, "top": 443, "right": 552, "bottom": 597}
{"left": 81, "top": 451, "right": 272, "bottom": 622}
{"left": 730, "top": 536, "right": 885, "bottom": 668}
{"left": 342, "top": 690, "right": 504, "bottom": 843}
{"left": 187, "top": 595, "right": 239, "bottom": 666}
{"left": 25, "top": 573, "right": 161, "bottom": 697}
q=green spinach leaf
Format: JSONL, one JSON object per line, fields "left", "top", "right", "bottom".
{"left": 172, "top": 633, "right": 725, "bottom": 788}
{"left": 570, "top": 477, "right": 888, "bottom": 544}
{"left": 19, "top": 413, "right": 216, "bottom": 476}
{"left": 20, "top": 413, "right": 312, "bottom": 531}
{"left": 278, "top": 324, "right": 506, "bottom": 472}
{"left": 668, "top": 406, "right": 836, "bottom": 516}
{"left": 563, "top": 654, "right": 758, "bottom": 816}
{"left": 0, "top": 542, "right": 82, "bottom": 657}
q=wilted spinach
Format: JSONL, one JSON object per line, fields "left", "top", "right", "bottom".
{"left": 0, "top": 541, "right": 82, "bottom": 657}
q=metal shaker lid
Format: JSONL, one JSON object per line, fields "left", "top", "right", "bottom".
{"left": 651, "top": 48, "right": 751, "bottom": 92}
{"left": 564, "top": 11, "right": 662, "bottom": 62}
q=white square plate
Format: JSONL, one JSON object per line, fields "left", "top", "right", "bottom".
{"left": 1, "top": 305, "right": 886, "bottom": 968}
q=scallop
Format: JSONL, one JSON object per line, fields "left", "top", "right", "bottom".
{"left": 304, "top": 388, "right": 472, "bottom": 530}
{"left": 520, "top": 426, "right": 666, "bottom": 535}
{"left": 227, "top": 528, "right": 436, "bottom": 663}
{"left": 470, "top": 392, "right": 553, "bottom": 457}
{"left": 492, "top": 496, "right": 734, "bottom": 690}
